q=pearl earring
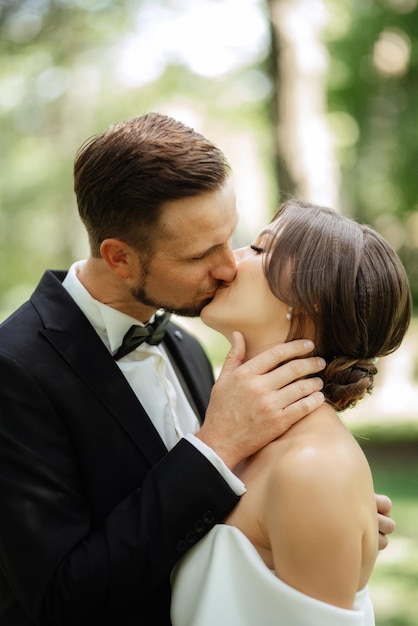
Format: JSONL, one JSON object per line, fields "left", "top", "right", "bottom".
{"left": 286, "top": 306, "right": 293, "bottom": 321}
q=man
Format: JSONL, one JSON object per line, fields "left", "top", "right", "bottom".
{"left": 0, "top": 113, "right": 393, "bottom": 625}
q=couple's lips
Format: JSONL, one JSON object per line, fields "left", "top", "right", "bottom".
{"left": 207, "top": 285, "right": 229, "bottom": 298}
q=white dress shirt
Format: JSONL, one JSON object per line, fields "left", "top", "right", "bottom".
{"left": 62, "top": 261, "right": 245, "bottom": 494}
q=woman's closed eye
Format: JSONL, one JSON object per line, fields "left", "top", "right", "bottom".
{"left": 250, "top": 245, "right": 264, "bottom": 254}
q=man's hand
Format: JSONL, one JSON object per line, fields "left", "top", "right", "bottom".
{"left": 197, "top": 332, "right": 325, "bottom": 469}
{"left": 376, "top": 493, "right": 395, "bottom": 550}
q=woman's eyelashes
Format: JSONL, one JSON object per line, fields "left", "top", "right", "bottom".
{"left": 250, "top": 244, "right": 264, "bottom": 254}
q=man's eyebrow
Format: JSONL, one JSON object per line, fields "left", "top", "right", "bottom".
{"left": 185, "top": 215, "right": 239, "bottom": 258}
{"left": 186, "top": 241, "right": 226, "bottom": 258}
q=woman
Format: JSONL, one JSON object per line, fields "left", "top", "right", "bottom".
{"left": 171, "top": 200, "right": 412, "bottom": 626}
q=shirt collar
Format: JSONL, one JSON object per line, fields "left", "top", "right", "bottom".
{"left": 62, "top": 261, "right": 153, "bottom": 354}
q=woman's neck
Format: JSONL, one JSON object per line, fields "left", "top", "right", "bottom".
{"left": 241, "top": 333, "right": 289, "bottom": 362}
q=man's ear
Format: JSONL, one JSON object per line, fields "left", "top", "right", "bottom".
{"left": 100, "top": 238, "right": 136, "bottom": 280}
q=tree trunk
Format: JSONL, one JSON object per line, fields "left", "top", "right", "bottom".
{"left": 268, "top": 0, "right": 340, "bottom": 208}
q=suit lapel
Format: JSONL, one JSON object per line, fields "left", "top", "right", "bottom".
{"left": 163, "top": 325, "right": 214, "bottom": 423}
{"left": 32, "top": 271, "right": 168, "bottom": 466}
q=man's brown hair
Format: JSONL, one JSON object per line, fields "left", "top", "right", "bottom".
{"left": 74, "top": 113, "right": 231, "bottom": 257}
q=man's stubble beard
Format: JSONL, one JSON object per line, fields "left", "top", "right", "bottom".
{"left": 129, "top": 261, "right": 214, "bottom": 318}
{"left": 130, "top": 284, "right": 211, "bottom": 318}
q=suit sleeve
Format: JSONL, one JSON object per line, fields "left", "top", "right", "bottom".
{"left": 0, "top": 352, "right": 240, "bottom": 625}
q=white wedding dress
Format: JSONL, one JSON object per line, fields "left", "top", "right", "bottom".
{"left": 171, "top": 524, "right": 375, "bottom": 626}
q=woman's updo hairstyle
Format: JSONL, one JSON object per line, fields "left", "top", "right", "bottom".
{"left": 264, "top": 200, "right": 412, "bottom": 411}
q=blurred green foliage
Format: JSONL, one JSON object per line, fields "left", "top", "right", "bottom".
{"left": 1, "top": 0, "right": 418, "bottom": 317}
{"left": 361, "top": 442, "right": 418, "bottom": 626}
{"left": 324, "top": 0, "right": 418, "bottom": 304}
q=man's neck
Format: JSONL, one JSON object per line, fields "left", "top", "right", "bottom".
{"left": 76, "top": 257, "right": 157, "bottom": 324}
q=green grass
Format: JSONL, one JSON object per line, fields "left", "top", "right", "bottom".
{"left": 359, "top": 441, "right": 418, "bottom": 626}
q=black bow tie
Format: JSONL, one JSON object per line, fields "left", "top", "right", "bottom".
{"left": 113, "top": 312, "right": 171, "bottom": 360}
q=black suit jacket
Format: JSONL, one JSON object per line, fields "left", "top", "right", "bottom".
{"left": 0, "top": 271, "right": 239, "bottom": 625}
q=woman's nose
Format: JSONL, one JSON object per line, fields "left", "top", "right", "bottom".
{"left": 233, "top": 246, "right": 247, "bottom": 263}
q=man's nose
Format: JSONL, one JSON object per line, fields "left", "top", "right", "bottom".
{"left": 210, "top": 247, "right": 237, "bottom": 283}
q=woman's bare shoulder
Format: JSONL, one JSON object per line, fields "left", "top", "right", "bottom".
{"left": 263, "top": 409, "right": 375, "bottom": 536}
{"left": 281, "top": 406, "right": 368, "bottom": 468}
{"left": 261, "top": 412, "right": 377, "bottom": 606}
